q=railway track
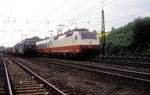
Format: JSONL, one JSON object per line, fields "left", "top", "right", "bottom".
{"left": 37, "top": 56, "right": 150, "bottom": 67}
{"left": 11, "top": 57, "right": 86, "bottom": 95}
{"left": 0, "top": 56, "right": 13, "bottom": 95}
{"left": 5, "top": 57, "right": 66, "bottom": 95}
{"left": 94, "top": 57, "right": 150, "bottom": 67}
{"left": 99, "top": 56, "right": 150, "bottom": 61}
{"left": 33, "top": 57, "right": 150, "bottom": 83}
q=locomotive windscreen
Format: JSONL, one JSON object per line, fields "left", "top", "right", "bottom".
{"left": 81, "top": 32, "right": 97, "bottom": 39}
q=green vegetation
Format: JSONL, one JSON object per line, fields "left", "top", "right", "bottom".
{"left": 105, "top": 17, "right": 150, "bottom": 56}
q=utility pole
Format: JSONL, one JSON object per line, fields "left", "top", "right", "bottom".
{"left": 101, "top": 0, "right": 105, "bottom": 57}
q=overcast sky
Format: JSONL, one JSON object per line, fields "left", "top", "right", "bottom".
{"left": 0, "top": 0, "right": 150, "bottom": 47}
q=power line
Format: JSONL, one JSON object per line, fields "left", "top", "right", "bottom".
{"left": 1, "top": 0, "right": 150, "bottom": 34}
{"left": 0, "top": 0, "right": 114, "bottom": 25}
{"left": 44, "top": 0, "right": 68, "bottom": 19}
{"left": 72, "top": 0, "right": 115, "bottom": 20}
{"left": 106, "top": 9, "right": 150, "bottom": 23}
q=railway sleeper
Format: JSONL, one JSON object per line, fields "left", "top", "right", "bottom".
{"left": 16, "top": 84, "right": 44, "bottom": 88}
{"left": 15, "top": 88, "right": 48, "bottom": 93}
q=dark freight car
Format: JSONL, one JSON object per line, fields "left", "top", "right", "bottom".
{"left": 15, "top": 39, "right": 36, "bottom": 56}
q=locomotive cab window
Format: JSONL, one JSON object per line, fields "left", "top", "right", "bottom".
{"left": 81, "top": 32, "right": 97, "bottom": 39}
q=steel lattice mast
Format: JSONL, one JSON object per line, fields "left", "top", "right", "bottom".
{"left": 101, "top": 0, "right": 105, "bottom": 57}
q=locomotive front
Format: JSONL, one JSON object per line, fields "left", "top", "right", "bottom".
{"left": 24, "top": 41, "right": 36, "bottom": 56}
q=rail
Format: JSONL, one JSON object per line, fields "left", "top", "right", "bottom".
{"left": 38, "top": 58, "right": 150, "bottom": 83}
{"left": 8, "top": 57, "right": 66, "bottom": 95}
{"left": 3, "top": 59, "right": 13, "bottom": 95}
{"left": 1, "top": 57, "right": 14, "bottom": 95}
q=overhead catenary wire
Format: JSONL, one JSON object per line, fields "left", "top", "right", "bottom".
{"left": 0, "top": 0, "right": 113, "bottom": 25}
{"left": 0, "top": 0, "right": 117, "bottom": 34}
{"left": 44, "top": 0, "right": 70, "bottom": 19}
{"left": 1, "top": 8, "right": 149, "bottom": 28}
{"left": 0, "top": 0, "right": 149, "bottom": 33}
{"left": 106, "top": 9, "right": 150, "bottom": 23}
{"left": 71, "top": 0, "right": 116, "bottom": 20}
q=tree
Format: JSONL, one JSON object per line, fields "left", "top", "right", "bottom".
{"left": 105, "top": 17, "right": 150, "bottom": 56}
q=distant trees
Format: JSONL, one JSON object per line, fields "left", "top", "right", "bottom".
{"left": 105, "top": 17, "right": 150, "bottom": 56}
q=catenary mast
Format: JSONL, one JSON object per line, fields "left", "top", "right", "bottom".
{"left": 101, "top": 0, "right": 105, "bottom": 57}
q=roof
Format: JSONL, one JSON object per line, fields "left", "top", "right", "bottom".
{"left": 36, "top": 39, "right": 49, "bottom": 45}
{"left": 72, "top": 28, "right": 89, "bottom": 32}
